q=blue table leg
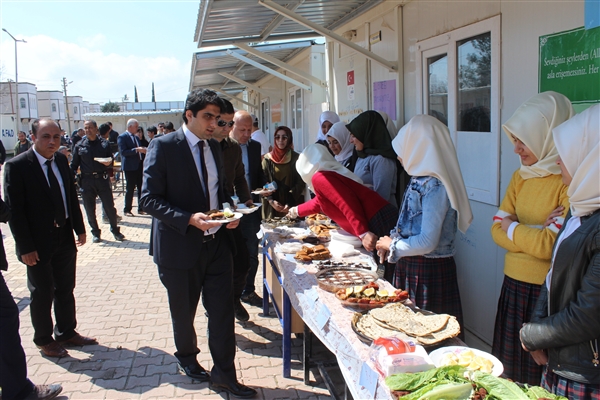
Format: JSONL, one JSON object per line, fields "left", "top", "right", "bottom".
{"left": 262, "top": 251, "right": 269, "bottom": 315}
{"left": 283, "top": 289, "right": 292, "bottom": 378}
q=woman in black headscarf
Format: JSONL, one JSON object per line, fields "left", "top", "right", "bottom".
{"left": 346, "top": 110, "right": 401, "bottom": 207}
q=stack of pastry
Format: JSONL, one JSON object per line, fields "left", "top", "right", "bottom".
{"left": 294, "top": 245, "right": 331, "bottom": 261}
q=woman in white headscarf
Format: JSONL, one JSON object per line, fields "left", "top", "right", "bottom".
{"left": 326, "top": 122, "right": 355, "bottom": 170}
{"left": 491, "top": 92, "right": 573, "bottom": 385}
{"left": 288, "top": 144, "right": 398, "bottom": 254}
{"left": 316, "top": 111, "right": 340, "bottom": 153}
{"left": 376, "top": 114, "right": 473, "bottom": 329}
{"left": 520, "top": 104, "right": 600, "bottom": 399}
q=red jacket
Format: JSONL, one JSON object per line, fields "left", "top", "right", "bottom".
{"left": 298, "top": 171, "right": 389, "bottom": 237}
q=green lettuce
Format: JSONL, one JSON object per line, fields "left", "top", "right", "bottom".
{"left": 385, "top": 366, "right": 465, "bottom": 391}
{"left": 524, "top": 384, "right": 568, "bottom": 400}
{"left": 472, "top": 371, "right": 529, "bottom": 400}
{"left": 415, "top": 382, "right": 473, "bottom": 400}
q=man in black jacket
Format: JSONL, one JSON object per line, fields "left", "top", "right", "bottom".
{"left": 0, "top": 197, "right": 63, "bottom": 399}
{"left": 71, "top": 120, "right": 125, "bottom": 243}
{"left": 4, "top": 118, "right": 97, "bottom": 359}
{"left": 212, "top": 100, "right": 253, "bottom": 322}
{"left": 141, "top": 90, "right": 256, "bottom": 399}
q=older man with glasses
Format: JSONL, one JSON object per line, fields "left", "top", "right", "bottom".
{"left": 212, "top": 101, "right": 263, "bottom": 322}
{"left": 230, "top": 111, "right": 266, "bottom": 308}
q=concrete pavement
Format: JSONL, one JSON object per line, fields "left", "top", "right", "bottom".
{"left": 1, "top": 191, "right": 337, "bottom": 399}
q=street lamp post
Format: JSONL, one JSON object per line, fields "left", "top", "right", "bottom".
{"left": 2, "top": 28, "right": 26, "bottom": 134}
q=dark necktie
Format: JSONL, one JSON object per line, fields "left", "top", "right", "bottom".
{"left": 198, "top": 141, "right": 210, "bottom": 207}
{"left": 132, "top": 135, "right": 141, "bottom": 159}
{"left": 45, "top": 159, "right": 66, "bottom": 227}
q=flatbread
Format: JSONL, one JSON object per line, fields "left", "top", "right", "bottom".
{"left": 413, "top": 316, "right": 461, "bottom": 345}
{"left": 354, "top": 313, "right": 413, "bottom": 342}
{"left": 369, "top": 303, "right": 450, "bottom": 337}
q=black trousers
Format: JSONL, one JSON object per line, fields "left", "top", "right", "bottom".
{"left": 124, "top": 165, "right": 143, "bottom": 213}
{"left": 231, "top": 227, "right": 250, "bottom": 300}
{"left": 80, "top": 175, "right": 120, "bottom": 237}
{"left": 27, "top": 223, "right": 78, "bottom": 346}
{"left": 239, "top": 212, "right": 261, "bottom": 293}
{"left": 0, "top": 272, "right": 34, "bottom": 400}
{"left": 157, "top": 229, "right": 237, "bottom": 385}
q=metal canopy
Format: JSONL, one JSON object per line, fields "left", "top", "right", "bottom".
{"left": 189, "top": 40, "right": 313, "bottom": 93}
{"left": 190, "top": 0, "right": 390, "bottom": 99}
{"left": 195, "top": 0, "right": 384, "bottom": 48}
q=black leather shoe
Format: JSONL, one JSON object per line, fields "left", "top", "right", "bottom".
{"left": 178, "top": 362, "right": 210, "bottom": 382}
{"left": 113, "top": 232, "right": 125, "bottom": 241}
{"left": 211, "top": 381, "right": 257, "bottom": 398}
{"left": 92, "top": 236, "right": 102, "bottom": 243}
{"left": 234, "top": 299, "right": 250, "bottom": 322}
{"left": 25, "top": 383, "right": 63, "bottom": 400}
{"left": 241, "top": 291, "right": 262, "bottom": 307}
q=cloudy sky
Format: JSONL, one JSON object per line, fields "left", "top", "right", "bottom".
{"left": 1, "top": 0, "right": 199, "bottom": 104}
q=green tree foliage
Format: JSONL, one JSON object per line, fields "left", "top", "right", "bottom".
{"left": 101, "top": 101, "right": 120, "bottom": 112}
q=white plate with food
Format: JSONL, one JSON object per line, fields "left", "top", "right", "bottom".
{"left": 94, "top": 157, "right": 113, "bottom": 163}
{"left": 236, "top": 203, "right": 262, "bottom": 214}
{"left": 206, "top": 211, "right": 243, "bottom": 224}
{"left": 428, "top": 346, "right": 503, "bottom": 376}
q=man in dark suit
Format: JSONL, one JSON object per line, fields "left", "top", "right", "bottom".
{"left": 230, "top": 111, "right": 266, "bottom": 307}
{"left": 140, "top": 89, "right": 257, "bottom": 399}
{"left": 4, "top": 118, "right": 97, "bottom": 359}
{"left": 117, "top": 118, "right": 146, "bottom": 216}
{"left": 0, "top": 197, "right": 64, "bottom": 400}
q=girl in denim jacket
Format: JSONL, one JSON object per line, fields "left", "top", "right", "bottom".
{"left": 376, "top": 115, "right": 472, "bottom": 328}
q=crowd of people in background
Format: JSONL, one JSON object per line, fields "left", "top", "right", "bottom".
{"left": 0, "top": 88, "right": 598, "bottom": 400}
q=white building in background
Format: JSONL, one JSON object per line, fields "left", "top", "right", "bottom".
{"left": 0, "top": 81, "right": 38, "bottom": 133}
{"left": 82, "top": 109, "right": 184, "bottom": 139}
{"left": 66, "top": 95, "right": 84, "bottom": 131}
{"left": 37, "top": 90, "right": 67, "bottom": 130}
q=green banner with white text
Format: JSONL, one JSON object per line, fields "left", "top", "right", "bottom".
{"left": 539, "top": 26, "right": 600, "bottom": 110}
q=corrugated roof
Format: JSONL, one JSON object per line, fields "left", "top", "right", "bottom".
{"left": 190, "top": 0, "right": 384, "bottom": 95}
{"left": 190, "top": 40, "right": 314, "bottom": 92}
{"left": 194, "top": 0, "right": 384, "bottom": 48}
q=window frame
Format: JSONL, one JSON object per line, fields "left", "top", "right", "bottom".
{"left": 416, "top": 15, "right": 501, "bottom": 206}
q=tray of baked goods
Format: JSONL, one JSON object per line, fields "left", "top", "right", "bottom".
{"left": 305, "top": 213, "right": 331, "bottom": 226}
{"left": 262, "top": 217, "right": 301, "bottom": 229}
{"left": 314, "top": 259, "right": 375, "bottom": 271}
{"left": 351, "top": 302, "right": 461, "bottom": 346}
{"left": 314, "top": 267, "right": 378, "bottom": 293}
{"left": 294, "top": 244, "right": 331, "bottom": 262}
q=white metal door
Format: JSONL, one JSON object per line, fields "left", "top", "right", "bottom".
{"left": 288, "top": 87, "right": 303, "bottom": 150}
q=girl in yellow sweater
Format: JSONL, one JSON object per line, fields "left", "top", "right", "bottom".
{"left": 491, "top": 91, "right": 573, "bottom": 385}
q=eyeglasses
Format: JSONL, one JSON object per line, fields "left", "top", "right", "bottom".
{"left": 274, "top": 135, "right": 288, "bottom": 140}
{"left": 217, "top": 120, "right": 234, "bottom": 127}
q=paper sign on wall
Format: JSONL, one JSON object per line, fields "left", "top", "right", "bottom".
{"left": 271, "top": 103, "right": 282, "bottom": 123}
{"left": 373, "top": 80, "right": 397, "bottom": 120}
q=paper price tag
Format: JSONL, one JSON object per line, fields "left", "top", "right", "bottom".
{"left": 315, "top": 302, "right": 331, "bottom": 330}
{"left": 359, "top": 362, "right": 378, "bottom": 396}
{"left": 304, "top": 287, "right": 319, "bottom": 304}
